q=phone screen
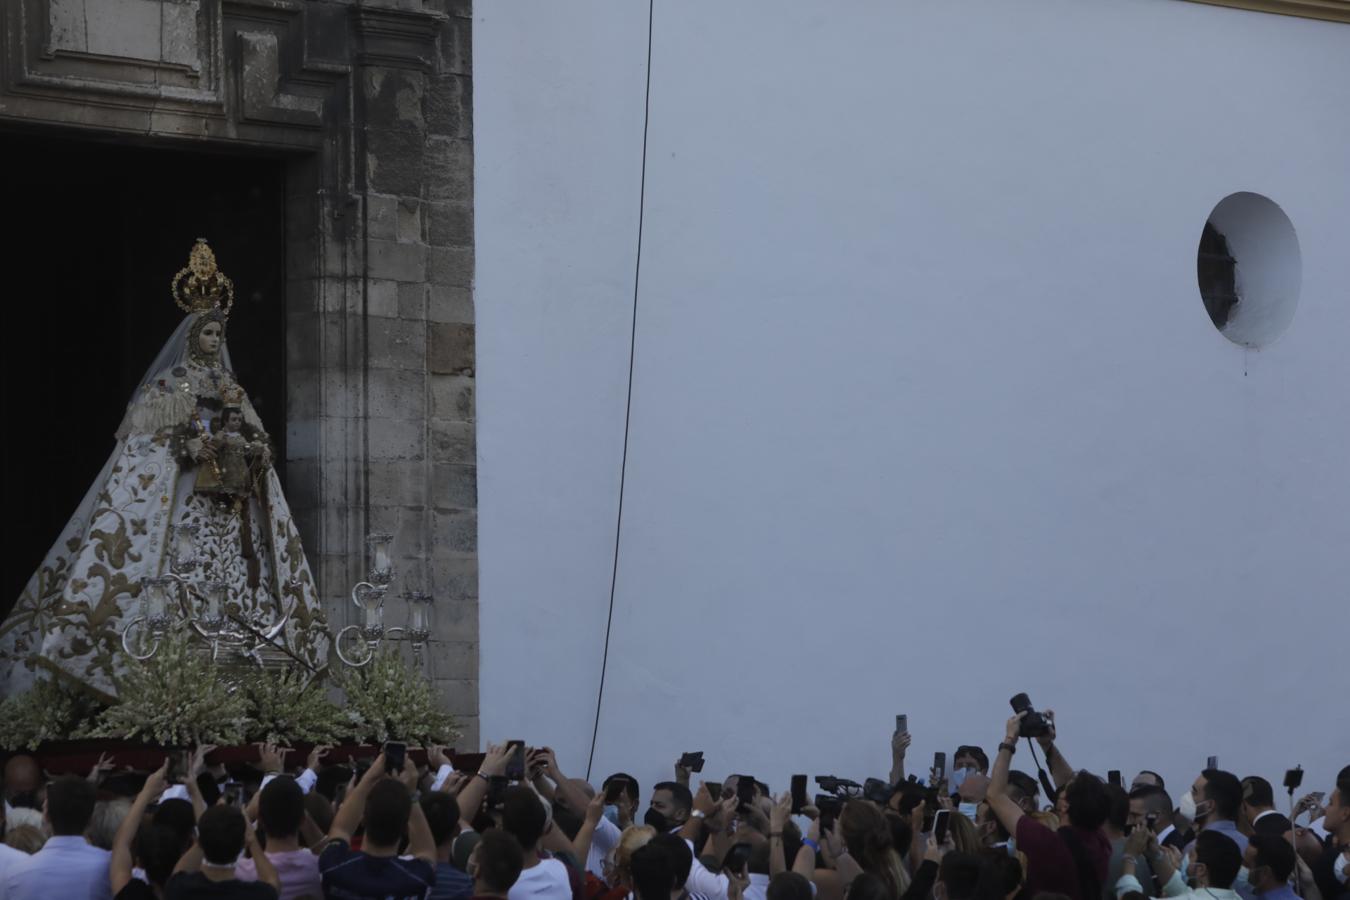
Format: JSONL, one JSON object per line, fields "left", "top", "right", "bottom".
{"left": 384, "top": 741, "right": 407, "bottom": 774}
{"left": 896, "top": 714, "right": 908, "bottom": 734}
{"left": 736, "top": 776, "right": 756, "bottom": 807}
{"left": 933, "top": 809, "right": 950, "bottom": 845}
{"left": 791, "top": 775, "right": 807, "bottom": 814}
{"left": 1206, "top": 755, "right": 1218, "bottom": 771}
{"left": 1108, "top": 770, "right": 1122, "bottom": 788}
{"left": 506, "top": 741, "right": 526, "bottom": 781}
{"left": 933, "top": 752, "right": 947, "bottom": 780}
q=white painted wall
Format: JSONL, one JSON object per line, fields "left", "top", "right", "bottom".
{"left": 475, "top": 0, "right": 1350, "bottom": 802}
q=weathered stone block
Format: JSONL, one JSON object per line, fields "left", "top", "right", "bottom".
{"left": 454, "top": 715, "right": 479, "bottom": 751}
{"left": 433, "top": 509, "right": 477, "bottom": 553}
{"left": 368, "top": 417, "right": 427, "bottom": 461}
{"left": 436, "top": 14, "right": 471, "bottom": 75}
{"left": 367, "top": 367, "right": 427, "bottom": 420}
{"left": 428, "top": 246, "right": 473, "bottom": 287}
{"left": 431, "top": 463, "right": 477, "bottom": 510}
{"left": 362, "top": 68, "right": 427, "bottom": 133}
{"left": 431, "top": 374, "right": 475, "bottom": 421}
{"left": 367, "top": 460, "right": 428, "bottom": 508}
{"left": 431, "top": 598, "right": 478, "bottom": 642}
{"left": 367, "top": 193, "right": 400, "bottom": 241}
{"left": 428, "top": 641, "right": 477, "bottom": 680}
{"left": 428, "top": 323, "right": 474, "bottom": 375}
{"left": 431, "top": 419, "right": 475, "bottom": 463}
{"left": 425, "top": 137, "right": 472, "bottom": 202}
{"left": 428, "top": 285, "right": 473, "bottom": 324}
{"left": 367, "top": 317, "right": 427, "bottom": 371}
{"left": 367, "top": 129, "right": 426, "bottom": 195}
{"left": 434, "top": 678, "right": 478, "bottom": 716}
{"left": 426, "top": 201, "right": 472, "bottom": 248}
{"left": 368, "top": 239, "right": 427, "bottom": 283}
{"left": 431, "top": 555, "right": 478, "bottom": 603}
{"left": 398, "top": 282, "right": 428, "bottom": 319}
{"left": 367, "top": 278, "right": 400, "bottom": 317}
{"left": 424, "top": 75, "right": 470, "bottom": 139}
{"left": 397, "top": 197, "right": 422, "bottom": 244}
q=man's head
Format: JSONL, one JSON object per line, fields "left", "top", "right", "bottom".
{"left": 3, "top": 754, "right": 42, "bottom": 806}
{"left": 768, "top": 872, "right": 815, "bottom": 900}
{"left": 1127, "top": 785, "right": 1172, "bottom": 832}
{"left": 197, "top": 805, "right": 247, "bottom": 866}
{"left": 1007, "top": 771, "right": 1040, "bottom": 816}
{"left": 1200, "top": 770, "right": 1242, "bottom": 824}
{"left": 1244, "top": 834, "right": 1296, "bottom": 893}
{"left": 604, "top": 773, "right": 641, "bottom": 808}
{"left": 935, "top": 852, "right": 984, "bottom": 900}
{"left": 471, "top": 828, "right": 525, "bottom": 896}
{"left": 1060, "top": 771, "right": 1110, "bottom": 832}
{"left": 1322, "top": 765, "right": 1350, "bottom": 839}
{"left": 135, "top": 824, "right": 186, "bottom": 888}
{"left": 630, "top": 833, "right": 693, "bottom": 900}
{"left": 422, "top": 792, "right": 462, "bottom": 851}
{"left": 501, "top": 785, "right": 548, "bottom": 851}
{"left": 153, "top": 798, "right": 197, "bottom": 852}
{"left": 1104, "top": 784, "right": 1129, "bottom": 835}
{"left": 364, "top": 779, "right": 412, "bottom": 849}
{"left": 1131, "top": 771, "right": 1165, "bottom": 791}
{"left": 1239, "top": 776, "right": 1275, "bottom": 831}
{"left": 646, "top": 782, "right": 692, "bottom": 833}
{"left": 43, "top": 775, "right": 96, "bottom": 837}
{"left": 953, "top": 746, "right": 989, "bottom": 776}
{"left": 258, "top": 775, "right": 305, "bottom": 840}
{"left": 1191, "top": 830, "right": 1243, "bottom": 889}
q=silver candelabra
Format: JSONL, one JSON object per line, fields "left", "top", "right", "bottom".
{"left": 333, "top": 532, "right": 434, "bottom": 668}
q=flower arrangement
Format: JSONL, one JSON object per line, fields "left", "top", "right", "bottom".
{"left": 240, "top": 667, "right": 348, "bottom": 746}
{"left": 335, "top": 648, "right": 460, "bottom": 745}
{"left": 83, "top": 629, "right": 248, "bottom": 746}
{"left": 0, "top": 676, "right": 101, "bottom": 751}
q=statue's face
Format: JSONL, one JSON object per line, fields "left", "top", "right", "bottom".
{"left": 197, "top": 321, "right": 222, "bottom": 355}
{"left": 223, "top": 411, "right": 243, "bottom": 431}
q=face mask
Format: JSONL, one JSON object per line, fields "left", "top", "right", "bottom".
{"left": 644, "top": 807, "right": 671, "bottom": 832}
{"left": 958, "top": 802, "right": 980, "bottom": 821}
{"left": 603, "top": 805, "right": 620, "bottom": 826}
{"left": 1178, "top": 790, "right": 1198, "bottom": 821}
{"left": 1006, "top": 838, "right": 1017, "bottom": 857}
{"left": 950, "top": 768, "right": 971, "bottom": 792}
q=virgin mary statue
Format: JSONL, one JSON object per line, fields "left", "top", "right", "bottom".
{"left": 0, "top": 240, "right": 328, "bottom": 701}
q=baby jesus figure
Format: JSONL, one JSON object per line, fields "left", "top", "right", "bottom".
{"left": 193, "top": 406, "right": 270, "bottom": 498}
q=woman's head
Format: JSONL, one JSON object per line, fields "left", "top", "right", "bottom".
{"left": 1061, "top": 771, "right": 1110, "bottom": 831}
{"left": 839, "top": 800, "right": 908, "bottom": 897}
{"left": 606, "top": 824, "right": 657, "bottom": 888}
{"left": 187, "top": 313, "right": 227, "bottom": 364}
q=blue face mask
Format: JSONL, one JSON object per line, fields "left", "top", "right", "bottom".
{"left": 958, "top": 802, "right": 980, "bottom": 821}
{"left": 949, "top": 768, "right": 970, "bottom": 792}
{"left": 603, "top": 805, "right": 620, "bottom": 826}
{"left": 1006, "top": 838, "right": 1017, "bottom": 857}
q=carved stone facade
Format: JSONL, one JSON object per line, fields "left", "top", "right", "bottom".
{"left": 0, "top": 0, "right": 479, "bottom": 744}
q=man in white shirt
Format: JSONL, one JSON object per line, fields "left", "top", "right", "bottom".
{"left": 2, "top": 775, "right": 111, "bottom": 900}
{"left": 501, "top": 786, "right": 573, "bottom": 900}
{"left": 1116, "top": 831, "right": 1243, "bottom": 900}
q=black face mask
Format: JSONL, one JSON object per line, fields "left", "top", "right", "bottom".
{"left": 644, "top": 807, "right": 672, "bottom": 833}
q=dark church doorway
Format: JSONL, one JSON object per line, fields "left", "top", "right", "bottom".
{"left": 0, "top": 131, "right": 288, "bottom": 616}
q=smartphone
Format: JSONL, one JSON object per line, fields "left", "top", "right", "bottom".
{"left": 487, "top": 775, "right": 508, "bottom": 809}
{"left": 679, "top": 752, "right": 706, "bottom": 774}
{"left": 933, "top": 809, "right": 950, "bottom": 845}
{"left": 222, "top": 781, "right": 243, "bottom": 807}
{"left": 791, "top": 774, "right": 807, "bottom": 814}
{"left": 1108, "top": 770, "right": 1122, "bottom": 788}
{"left": 1283, "top": 767, "right": 1304, "bottom": 791}
{"left": 506, "top": 741, "right": 526, "bottom": 781}
{"left": 722, "top": 842, "right": 753, "bottom": 877}
{"left": 604, "top": 779, "right": 627, "bottom": 805}
{"left": 1206, "top": 755, "right": 1218, "bottom": 771}
{"left": 816, "top": 795, "right": 841, "bottom": 833}
{"left": 933, "top": 752, "right": 947, "bottom": 781}
{"left": 384, "top": 741, "right": 407, "bottom": 774}
{"left": 736, "top": 775, "right": 757, "bottom": 810}
{"left": 896, "top": 714, "right": 908, "bottom": 734}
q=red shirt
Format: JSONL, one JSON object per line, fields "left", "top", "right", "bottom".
{"left": 1014, "top": 817, "right": 1110, "bottom": 900}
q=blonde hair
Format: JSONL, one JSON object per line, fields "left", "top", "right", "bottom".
{"left": 4, "top": 825, "right": 47, "bottom": 854}
{"left": 948, "top": 809, "right": 981, "bottom": 855}
{"left": 608, "top": 824, "right": 657, "bottom": 887}
{"left": 1032, "top": 810, "right": 1061, "bottom": 832}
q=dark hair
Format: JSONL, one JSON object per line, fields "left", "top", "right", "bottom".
{"left": 1120, "top": 893, "right": 1147, "bottom": 900}
{"left": 748, "top": 841, "right": 773, "bottom": 876}
{"left": 45, "top": 775, "right": 97, "bottom": 836}
{"left": 884, "top": 811, "right": 913, "bottom": 859}
{"left": 845, "top": 873, "right": 891, "bottom": 900}
{"left": 1201, "top": 770, "right": 1242, "bottom": 821}
{"left": 976, "top": 849, "right": 1023, "bottom": 899}
{"left": 1007, "top": 771, "right": 1039, "bottom": 803}
{"left": 840, "top": 800, "right": 905, "bottom": 899}
{"left": 196, "top": 773, "right": 221, "bottom": 808}
{"left": 135, "top": 823, "right": 186, "bottom": 887}
{"left": 501, "top": 785, "right": 547, "bottom": 849}
{"left": 258, "top": 775, "right": 305, "bottom": 839}
{"left": 305, "top": 790, "right": 335, "bottom": 834}
{"left": 769, "top": 872, "right": 816, "bottom": 900}
{"left": 1248, "top": 833, "right": 1295, "bottom": 882}
{"left": 364, "top": 779, "right": 412, "bottom": 847}
{"left": 631, "top": 844, "right": 672, "bottom": 900}
{"left": 475, "top": 828, "right": 525, "bottom": 894}
{"left": 1195, "top": 830, "right": 1242, "bottom": 887}
{"left": 316, "top": 766, "right": 352, "bottom": 802}
{"left": 938, "top": 852, "right": 984, "bottom": 900}
{"left": 1136, "top": 770, "right": 1165, "bottom": 790}
{"left": 197, "top": 805, "right": 246, "bottom": 866}
{"left": 1127, "top": 784, "right": 1172, "bottom": 810}
{"left": 955, "top": 746, "right": 990, "bottom": 772}
{"left": 656, "top": 833, "right": 694, "bottom": 884}
{"left": 604, "top": 773, "right": 641, "bottom": 806}
{"left": 1063, "top": 771, "right": 1110, "bottom": 831}
{"left": 152, "top": 798, "right": 197, "bottom": 852}
{"left": 1337, "top": 765, "right": 1350, "bottom": 798}
{"left": 653, "top": 782, "right": 693, "bottom": 818}
{"left": 422, "top": 792, "right": 462, "bottom": 848}
{"left": 1241, "top": 776, "right": 1274, "bottom": 809}
{"left": 1105, "top": 784, "right": 1130, "bottom": 830}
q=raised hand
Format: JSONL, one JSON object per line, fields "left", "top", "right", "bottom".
{"left": 88, "top": 752, "right": 116, "bottom": 784}
{"left": 770, "top": 792, "right": 792, "bottom": 833}
{"left": 257, "top": 742, "right": 290, "bottom": 775}
{"left": 891, "top": 731, "right": 912, "bottom": 758}
{"left": 585, "top": 789, "right": 606, "bottom": 826}
{"left": 427, "top": 744, "right": 452, "bottom": 770}
{"left": 479, "top": 742, "right": 513, "bottom": 779}
{"left": 307, "top": 744, "right": 330, "bottom": 772}
{"left": 190, "top": 744, "right": 217, "bottom": 780}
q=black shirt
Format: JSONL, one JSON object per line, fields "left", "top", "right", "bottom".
{"left": 115, "top": 880, "right": 158, "bottom": 900}
{"left": 164, "top": 872, "right": 279, "bottom": 900}
{"left": 1251, "top": 812, "right": 1293, "bottom": 837}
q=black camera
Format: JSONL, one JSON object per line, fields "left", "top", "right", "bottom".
{"left": 1009, "top": 693, "right": 1051, "bottom": 738}
{"left": 815, "top": 776, "right": 861, "bottom": 797}
{"left": 1284, "top": 767, "right": 1304, "bottom": 791}
{"left": 862, "top": 777, "right": 895, "bottom": 805}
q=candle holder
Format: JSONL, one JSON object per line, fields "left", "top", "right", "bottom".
{"left": 334, "top": 535, "right": 435, "bottom": 668}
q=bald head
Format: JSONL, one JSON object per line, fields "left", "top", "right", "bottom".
{"left": 4, "top": 755, "right": 41, "bottom": 801}
{"left": 571, "top": 778, "right": 596, "bottom": 800}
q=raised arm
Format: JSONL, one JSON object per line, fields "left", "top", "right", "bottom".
{"left": 454, "top": 742, "right": 512, "bottom": 827}
{"left": 1035, "top": 710, "right": 1073, "bottom": 789}
{"left": 112, "top": 758, "right": 170, "bottom": 893}
{"left": 540, "top": 747, "right": 591, "bottom": 814}
{"left": 405, "top": 796, "right": 438, "bottom": 865}
{"left": 987, "top": 714, "right": 1027, "bottom": 837}
{"left": 889, "top": 732, "right": 911, "bottom": 786}
{"left": 328, "top": 754, "right": 386, "bottom": 843}
{"left": 245, "top": 818, "right": 282, "bottom": 891}
{"left": 186, "top": 744, "right": 215, "bottom": 819}
{"left": 573, "top": 789, "right": 608, "bottom": 866}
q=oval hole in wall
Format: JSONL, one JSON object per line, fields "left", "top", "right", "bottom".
{"left": 1196, "top": 192, "right": 1301, "bottom": 348}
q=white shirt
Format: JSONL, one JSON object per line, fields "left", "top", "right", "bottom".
{"left": 586, "top": 815, "right": 622, "bottom": 877}
{"left": 0, "top": 843, "right": 30, "bottom": 888}
{"left": 680, "top": 837, "right": 728, "bottom": 900}
{"left": 508, "top": 858, "right": 572, "bottom": 900}
{"left": 1, "top": 835, "right": 112, "bottom": 900}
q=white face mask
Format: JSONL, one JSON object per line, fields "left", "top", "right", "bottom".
{"left": 958, "top": 802, "right": 980, "bottom": 821}
{"left": 1179, "top": 790, "right": 1198, "bottom": 821}
{"left": 950, "top": 768, "right": 972, "bottom": 792}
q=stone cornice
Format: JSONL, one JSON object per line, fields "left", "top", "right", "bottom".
{"left": 1180, "top": 0, "right": 1350, "bottom": 23}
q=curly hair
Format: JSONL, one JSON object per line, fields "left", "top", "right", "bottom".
{"left": 839, "top": 799, "right": 910, "bottom": 898}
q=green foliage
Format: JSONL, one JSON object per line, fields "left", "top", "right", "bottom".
{"left": 335, "top": 649, "right": 459, "bottom": 745}
{"left": 84, "top": 630, "right": 248, "bottom": 746}
{"left": 0, "top": 676, "right": 100, "bottom": 751}
{"left": 240, "top": 667, "right": 348, "bottom": 746}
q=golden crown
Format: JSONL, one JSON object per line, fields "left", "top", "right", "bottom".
{"left": 171, "top": 239, "right": 235, "bottom": 315}
{"left": 221, "top": 384, "right": 246, "bottom": 407}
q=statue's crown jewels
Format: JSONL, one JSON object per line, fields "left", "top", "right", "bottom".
{"left": 172, "top": 239, "right": 235, "bottom": 315}
{"left": 221, "top": 384, "right": 246, "bottom": 407}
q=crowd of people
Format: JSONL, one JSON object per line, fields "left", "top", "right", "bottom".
{"left": 0, "top": 708, "right": 1345, "bottom": 900}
